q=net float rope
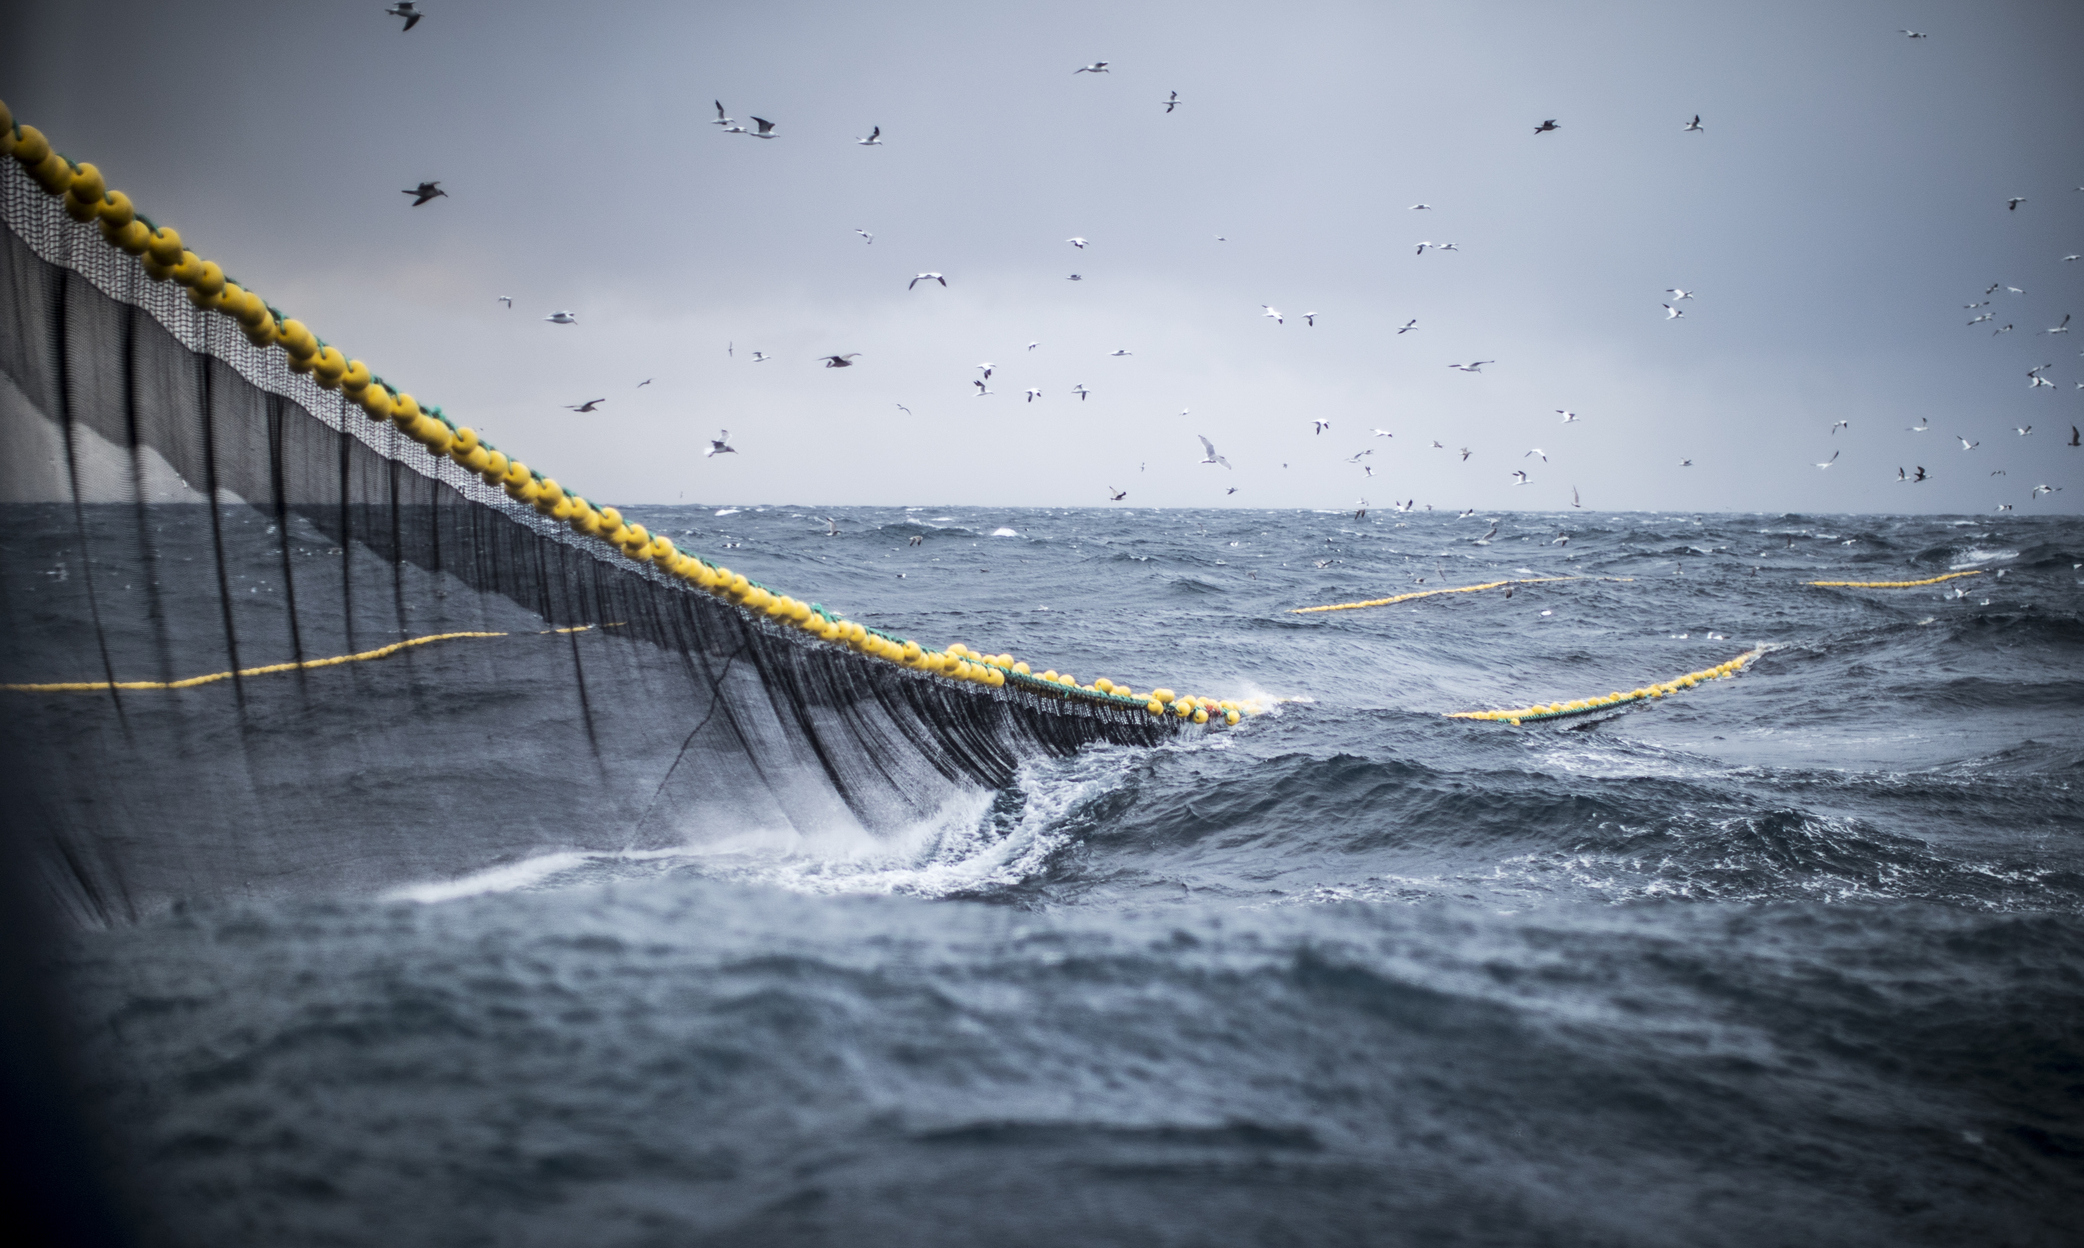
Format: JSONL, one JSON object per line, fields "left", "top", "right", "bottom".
{"left": 0, "top": 103, "right": 1260, "bottom": 728}
{"left": 0, "top": 627, "right": 615, "bottom": 694}
{"left": 1292, "top": 576, "right": 1635, "bottom": 614}
{"left": 1806, "top": 571, "right": 1983, "bottom": 589}
{"left": 1446, "top": 646, "right": 1767, "bottom": 725}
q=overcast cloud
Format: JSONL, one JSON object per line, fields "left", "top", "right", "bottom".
{"left": 6, "top": 0, "right": 2081, "bottom": 512}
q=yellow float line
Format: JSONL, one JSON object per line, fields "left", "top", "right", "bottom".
{"left": 1447, "top": 646, "right": 1765, "bottom": 725}
{"left": 1, "top": 626, "right": 600, "bottom": 693}
{"left": 0, "top": 102, "right": 1245, "bottom": 726}
{"left": 1292, "top": 576, "right": 1633, "bottom": 614}
{"left": 1806, "top": 570, "right": 1982, "bottom": 589}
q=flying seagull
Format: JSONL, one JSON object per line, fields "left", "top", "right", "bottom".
{"left": 1459, "top": 448, "right": 1472, "bottom": 461}
{"left": 2016, "top": 425, "right": 2033, "bottom": 436}
{"left": 1913, "top": 466, "right": 1927, "bottom": 482}
{"left": 2072, "top": 426, "right": 2081, "bottom": 447}
{"left": 1067, "top": 274, "right": 1083, "bottom": 281}
{"left": 1067, "top": 237, "right": 1088, "bottom": 249}
{"left": 712, "top": 101, "right": 734, "bottom": 127}
{"left": 977, "top": 363, "right": 995, "bottom": 380}
{"left": 745, "top": 117, "right": 778, "bottom": 139}
{"left": 385, "top": 3, "right": 422, "bottom": 32}
{"left": 894, "top": 403, "right": 911, "bottom": 416}
{"left": 1816, "top": 451, "right": 1839, "bottom": 469}
{"left": 1557, "top": 409, "right": 1578, "bottom": 423}
{"left": 1525, "top": 448, "right": 1547, "bottom": 462}
{"left": 1397, "top": 319, "right": 1418, "bottom": 333}
{"left": 565, "top": 399, "right": 605, "bottom": 413}
{"left": 1683, "top": 115, "right": 1704, "bottom": 132}
{"left": 1448, "top": 361, "right": 1494, "bottom": 372}
{"left": 2044, "top": 315, "right": 2071, "bottom": 334}
{"left": 1302, "top": 312, "right": 1317, "bottom": 326}
{"left": 1028, "top": 342, "right": 1039, "bottom": 351}
{"left": 1375, "top": 428, "right": 1396, "bottom": 437}
{"left": 1534, "top": 119, "right": 1559, "bottom": 133}
{"left": 1074, "top": 62, "right": 1109, "bottom": 73}
{"left": 1108, "top": 348, "right": 1132, "bottom": 356}
{"left": 2007, "top": 197, "right": 2026, "bottom": 210}
{"left": 748, "top": 351, "right": 768, "bottom": 363}
{"left": 1572, "top": 486, "right": 1583, "bottom": 508}
{"left": 1663, "top": 303, "right": 1685, "bottom": 319}
{"left": 908, "top": 272, "right": 946, "bottom": 289}
{"left": 1109, "top": 486, "right": 1128, "bottom": 500}
{"left": 1024, "top": 388, "right": 1041, "bottom": 403}
{"left": 1262, "top": 305, "right": 1283, "bottom": 324}
{"left": 403, "top": 181, "right": 446, "bottom": 206}
{"left": 856, "top": 126, "right": 882, "bottom": 146}
{"left": 1071, "top": 384, "right": 1089, "bottom": 400}
{"left": 1831, "top": 420, "right": 1850, "bottom": 434}
{"left": 820, "top": 354, "right": 861, "bottom": 368}
{"left": 1968, "top": 313, "right": 1995, "bottom": 325}
{"left": 973, "top": 380, "right": 993, "bottom": 396}
{"left": 545, "top": 311, "right": 576, "bottom": 324}
{"left": 1957, "top": 435, "right": 1978, "bottom": 450}
{"left": 855, "top": 229, "right": 873, "bottom": 244}
{"left": 1313, "top": 420, "right": 1332, "bottom": 435}
{"left": 1510, "top": 470, "right": 1531, "bottom": 485}
{"left": 1197, "top": 435, "right": 1232, "bottom": 468}
{"left": 1666, "top": 287, "right": 1695, "bottom": 300}
{"left": 705, "top": 431, "right": 736, "bottom": 458}
{"left": 496, "top": 295, "right": 511, "bottom": 307}
{"left": 1679, "top": 458, "right": 1694, "bottom": 467}
{"left": 1900, "top": 29, "right": 1927, "bottom": 38}
{"left": 1344, "top": 449, "right": 1374, "bottom": 463}
{"left": 1163, "top": 91, "right": 1180, "bottom": 113}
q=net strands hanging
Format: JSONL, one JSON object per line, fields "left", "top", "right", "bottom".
{"left": 0, "top": 158, "right": 1170, "bottom": 926}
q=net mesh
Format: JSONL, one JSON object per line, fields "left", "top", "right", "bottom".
{"left": 0, "top": 157, "right": 1171, "bottom": 927}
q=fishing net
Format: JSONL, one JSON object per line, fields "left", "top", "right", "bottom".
{"left": 0, "top": 152, "right": 1175, "bottom": 928}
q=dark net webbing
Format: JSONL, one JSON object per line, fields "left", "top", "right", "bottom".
{"left": 0, "top": 160, "right": 1169, "bottom": 926}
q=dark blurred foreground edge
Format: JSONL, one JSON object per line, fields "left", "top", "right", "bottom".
{"left": 0, "top": 802, "right": 129, "bottom": 1248}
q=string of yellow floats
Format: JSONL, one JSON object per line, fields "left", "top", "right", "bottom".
{"left": 1291, "top": 576, "right": 1636, "bottom": 614}
{"left": 1806, "top": 570, "right": 1982, "bottom": 589}
{"left": 1447, "top": 646, "right": 1765, "bottom": 725}
{"left": 0, "top": 626, "right": 609, "bottom": 693}
{"left": 0, "top": 101, "right": 1256, "bottom": 727}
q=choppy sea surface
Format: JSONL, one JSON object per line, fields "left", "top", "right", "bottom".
{"left": 56, "top": 509, "right": 2084, "bottom": 1246}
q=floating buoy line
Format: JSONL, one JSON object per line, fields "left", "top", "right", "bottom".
{"left": 1446, "top": 647, "right": 1768, "bottom": 725}
{"left": 1806, "top": 570, "right": 1983, "bottom": 589}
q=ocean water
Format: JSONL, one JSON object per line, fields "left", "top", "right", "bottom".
{"left": 50, "top": 508, "right": 2084, "bottom": 1246}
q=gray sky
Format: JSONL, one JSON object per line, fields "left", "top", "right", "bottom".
{"left": 7, "top": 0, "right": 2082, "bottom": 512}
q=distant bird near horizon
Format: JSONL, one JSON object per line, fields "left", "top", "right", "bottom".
{"left": 496, "top": 295, "right": 511, "bottom": 307}
{"left": 855, "top": 229, "right": 873, "bottom": 244}
{"left": 820, "top": 353, "right": 860, "bottom": 368}
{"left": 1068, "top": 274, "right": 1083, "bottom": 281}
{"left": 1024, "top": 388, "right": 1041, "bottom": 403}
{"left": 1683, "top": 115, "right": 1704, "bottom": 132}
{"left": 1409, "top": 203, "right": 1432, "bottom": 211}
{"left": 1900, "top": 29, "right": 1927, "bottom": 38}
{"left": 977, "top": 363, "right": 995, "bottom": 380}
{"left": 1375, "top": 429, "right": 1395, "bottom": 438}
{"left": 855, "top": 126, "right": 882, "bottom": 146}
{"left": 1074, "top": 62, "right": 1109, "bottom": 73}
{"left": 1313, "top": 420, "right": 1332, "bottom": 435}
{"left": 748, "top": 351, "right": 768, "bottom": 363}
{"left": 908, "top": 272, "right": 946, "bottom": 289}
{"left": 894, "top": 404, "right": 911, "bottom": 416}
{"left": 2033, "top": 483, "right": 2059, "bottom": 497}
{"left": 1109, "top": 486, "right": 1128, "bottom": 500}
{"left": 1679, "top": 459, "right": 1694, "bottom": 467}
{"left": 1163, "top": 91, "right": 1180, "bottom": 113}
{"left": 1071, "top": 384, "right": 1089, "bottom": 400}
{"left": 1534, "top": 119, "right": 1559, "bottom": 133}
{"left": 1197, "top": 436, "right": 1232, "bottom": 469}
{"left": 1028, "top": 342, "right": 1039, "bottom": 351}
{"left": 544, "top": 311, "right": 576, "bottom": 324}
{"left": 1511, "top": 470, "right": 1531, "bottom": 485}
{"left": 1448, "top": 361, "right": 1494, "bottom": 372}
{"left": 1460, "top": 448, "right": 1472, "bottom": 461}
{"left": 1344, "top": 450, "right": 1374, "bottom": 463}
{"left": 385, "top": 2, "right": 422, "bottom": 32}
{"left": 564, "top": 399, "right": 605, "bottom": 413}
{"left": 705, "top": 430, "right": 736, "bottom": 458}
{"left": 2016, "top": 425, "right": 2032, "bottom": 436}
{"left": 1397, "top": 319, "right": 1418, "bottom": 333}
{"left": 402, "top": 181, "right": 445, "bottom": 206}
{"left": 1572, "top": 487, "right": 1583, "bottom": 508}
{"left": 1108, "top": 348, "right": 1132, "bottom": 356}
{"left": 973, "top": 379, "right": 991, "bottom": 396}
{"left": 1303, "top": 312, "right": 1317, "bottom": 326}
{"left": 1067, "top": 237, "right": 1087, "bottom": 249}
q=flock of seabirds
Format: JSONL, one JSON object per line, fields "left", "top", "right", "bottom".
{"left": 380, "top": 7, "right": 2077, "bottom": 522}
